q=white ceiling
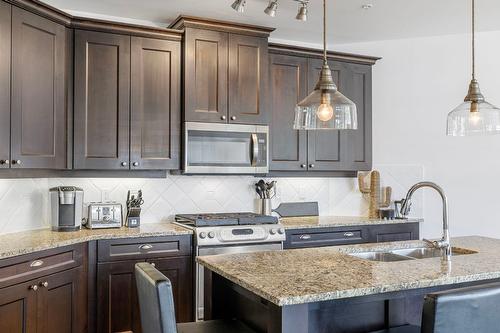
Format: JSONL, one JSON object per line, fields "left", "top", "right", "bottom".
{"left": 42, "top": 0, "right": 500, "bottom": 45}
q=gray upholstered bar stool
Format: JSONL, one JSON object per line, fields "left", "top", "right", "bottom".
{"left": 373, "top": 282, "right": 500, "bottom": 333}
{"left": 135, "top": 262, "right": 255, "bottom": 333}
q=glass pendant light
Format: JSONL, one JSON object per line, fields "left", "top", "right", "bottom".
{"left": 447, "top": 0, "right": 500, "bottom": 136}
{"left": 293, "top": 0, "right": 357, "bottom": 130}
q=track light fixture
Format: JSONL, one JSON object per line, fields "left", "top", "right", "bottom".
{"left": 295, "top": 0, "right": 309, "bottom": 21}
{"left": 231, "top": 0, "right": 246, "bottom": 13}
{"left": 264, "top": 0, "right": 279, "bottom": 17}
{"left": 231, "top": 0, "right": 309, "bottom": 21}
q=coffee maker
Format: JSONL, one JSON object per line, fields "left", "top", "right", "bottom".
{"left": 49, "top": 186, "right": 84, "bottom": 231}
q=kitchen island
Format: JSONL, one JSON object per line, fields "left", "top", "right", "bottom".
{"left": 198, "top": 236, "right": 500, "bottom": 333}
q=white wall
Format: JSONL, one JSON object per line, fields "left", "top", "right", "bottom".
{"left": 335, "top": 31, "right": 500, "bottom": 239}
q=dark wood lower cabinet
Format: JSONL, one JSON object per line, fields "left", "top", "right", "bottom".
{"left": 0, "top": 267, "right": 86, "bottom": 333}
{"left": 97, "top": 256, "right": 193, "bottom": 333}
{"left": 284, "top": 223, "right": 420, "bottom": 249}
{"left": 38, "top": 267, "right": 87, "bottom": 333}
{"left": 0, "top": 279, "right": 37, "bottom": 333}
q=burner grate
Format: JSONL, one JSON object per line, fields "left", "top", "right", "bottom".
{"left": 175, "top": 212, "right": 278, "bottom": 227}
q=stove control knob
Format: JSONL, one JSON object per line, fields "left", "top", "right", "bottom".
{"left": 199, "top": 232, "right": 207, "bottom": 239}
{"left": 208, "top": 231, "right": 215, "bottom": 239}
{"left": 278, "top": 228, "right": 285, "bottom": 235}
{"left": 270, "top": 228, "right": 277, "bottom": 235}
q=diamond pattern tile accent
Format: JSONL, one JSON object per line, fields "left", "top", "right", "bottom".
{"left": 0, "top": 165, "right": 424, "bottom": 234}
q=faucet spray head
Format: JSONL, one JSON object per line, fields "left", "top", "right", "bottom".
{"left": 400, "top": 198, "right": 412, "bottom": 217}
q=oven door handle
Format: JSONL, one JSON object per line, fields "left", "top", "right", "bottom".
{"left": 251, "top": 133, "right": 258, "bottom": 166}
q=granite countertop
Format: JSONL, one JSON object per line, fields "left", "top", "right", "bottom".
{"left": 279, "top": 216, "right": 423, "bottom": 229}
{"left": 0, "top": 223, "right": 192, "bottom": 260}
{"left": 197, "top": 236, "right": 500, "bottom": 306}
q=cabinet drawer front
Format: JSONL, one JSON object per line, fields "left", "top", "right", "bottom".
{"left": 286, "top": 229, "right": 366, "bottom": 249}
{"left": 0, "top": 244, "right": 84, "bottom": 289}
{"left": 97, "top": 236, "right": 191, "bottom": 262}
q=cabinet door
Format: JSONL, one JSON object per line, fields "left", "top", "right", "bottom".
{"left": 0, "top": 279, "right": 37, "bottom": 333}
{"left": 37, "top": 267, "right": 87, "bottom": 333}
{"left": 74, "top": 30, "right": 130, "bottom": 170}
{"left": 228, "top": 34, "right": 268, "bottom": 124}
{"left": 150, "top": 257, "right": 193, "bottom": 323}
{"left": 268, "top": 54, "right": 308, "bottom": 171}
{"left": 11, "top": 7, "right": 67, "bottom": 169}
{"left": 184, "top": 28, "right": 228, "bottom": 123}
{"left": 0, "top": 1, "right": 10, "bottom": 168}
{"left": 97, "top": 260, "right": 142, "bottom": 333}
{"left": 342, "top": 63, "right": 372, "bottom": 171}
{"left": 130, "top": 37, "right": 180, "bottom": 170}
{"left": 306, "top": 58, "right": 345, "bottom": 171}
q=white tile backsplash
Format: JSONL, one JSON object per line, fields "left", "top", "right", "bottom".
{"left": 0, "top": 165, "right": 423, "bottom": 234}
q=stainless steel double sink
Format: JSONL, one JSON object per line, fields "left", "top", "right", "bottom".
{"left": 348, "top": 247, "right": 477, "bottom": 262}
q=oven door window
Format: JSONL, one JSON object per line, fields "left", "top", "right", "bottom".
{"left": 187, "top": 131, "right": 251, "bottom": 166}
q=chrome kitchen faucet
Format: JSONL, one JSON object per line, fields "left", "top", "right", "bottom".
{"left": 400, "top": 182, "right": 452, "bottom": 261}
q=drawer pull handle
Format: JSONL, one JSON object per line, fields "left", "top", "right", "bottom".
{"left": 299, "top": 234, "right": 311, "bottom": 240}
{"left": 344, "top": 232, "right": 355, "bottom": 237}
{"left": 139, "top": 244, "right": 153, "bottom": 250}
{"left": 30, "top": 260, "right": 44, "bottom": 267}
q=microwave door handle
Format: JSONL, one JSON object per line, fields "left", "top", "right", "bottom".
{"left": 251, "top": 133, "right": 258, "bottom": 166}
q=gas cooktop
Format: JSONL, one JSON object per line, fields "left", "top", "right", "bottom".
{"left": 175, "top": 212, "right": 279, "bottom": 227}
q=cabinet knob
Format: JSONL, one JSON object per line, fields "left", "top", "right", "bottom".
{"left": 230, "top": 116, "right": 236, "bottom": 121}
{"left": 29, "top": 284, "right": 38, "bottom": 291}
{"left": 12, "top": 160, "right": 21, "bottom": 165}
{"left": 132, "top": 162, "right": 139, "bottom": 167}
{"left": 0, "top": 159, "right": 8, "bottom": 165}
{"left": 300, "top": 164, "right": 306, "bottom": 168}
{"left": 121, "top": 162, "right": 128, "bottom": 167}
{"left": 40, "top": 281, "right": 49, "bottom": 288}
{"left": 221, "top": 115, "right": 226, "bottom": 120}
{"left": 309, "top": 164, "right": 315, "bottom": 168}
{"left": 150, "top": 262, "right": 156, "bottom": 267}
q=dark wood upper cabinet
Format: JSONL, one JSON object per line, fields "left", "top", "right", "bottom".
{"left": 228, "top": 34, "right": 268, "bottom": 124}
{"left": 342, "top": 63, "right": 372, "bottom": 171}
{"left": 0, "top": 1, "right": 10, "bottom": 168}
{"left": 171, "top": 16, "right": 273, "bottom": 125}
{"left": 73, "top": 30, "right": 131, "bottom": 170}
{"left": 269, "top": 53, "right": 308, "bottom": 171}
{"left": 307, "top": 58, "right": 344, "bottom": 171}
{"left": 10, "top": 7, "right": 67, "bottom": 169}
{"left": 184, "top": 28, "right": 228, "bottom": 123}
{"left": 268, "top": 45, "right": 376, "bottom": 174}
{"left": 130, "top": 37, "right": 181, "bottom": 170}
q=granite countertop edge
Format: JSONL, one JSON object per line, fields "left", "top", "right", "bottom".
{"left": 0, "top": 224, "right": 192, "bottom": 260}
{"left": 197, "top": 236, "right": 500, "bottom": 306}
{"left": 279, "top": 216, "right": 423, "bottom": 230}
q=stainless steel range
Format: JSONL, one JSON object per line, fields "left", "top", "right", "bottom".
{"left": 174, "top": 212, "right": 285, "bottom": 320}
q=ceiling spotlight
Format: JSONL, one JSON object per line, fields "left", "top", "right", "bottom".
{"left": 295, "top": 0, "right": 309, "bottom": 21}
{"left": 264, "top": 0, "right": 279, "bottom": 17}
{"left": 361, "top": 4, "right": 373, "bottom": 10}
{"left": 231, "top": 0, "right": 246, "bottom": 13}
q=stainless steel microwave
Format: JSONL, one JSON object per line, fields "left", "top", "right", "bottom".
{"left": 183, "top": 122, "right": 269, "bottom": 174}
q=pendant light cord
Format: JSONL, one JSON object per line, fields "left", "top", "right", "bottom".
{"left": 323, "top": 0, "right": 327, "bottom": 63}
{"left": 472, "top": 0, "right": 476, "bottom": 80}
